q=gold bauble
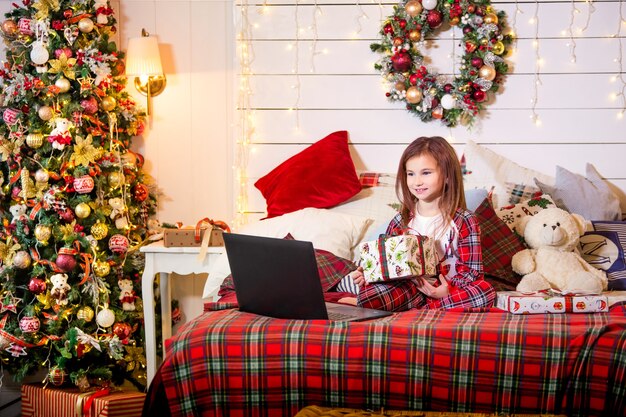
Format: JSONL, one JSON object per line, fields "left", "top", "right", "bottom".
{"left": 406, "top": 86, "right": 423, "bottom": 104}
{"left": 405, "top": 0, "right": 423, "bottom": 17}
{"left": 480, "top": 38, "right": 489, "bottom": 46}
{"left": 108, "top": 171, "right": 124, "bottom": 188}
{"left": 75, "top": 202, "right": 91, "bottom": 219}
{"left": 35, "top": 224, "right": 52, "bottom": 244}
{"left": 408, "top": 29, "right": 421, "bottom": 42}
{"left": 38, "top": 105, "right": 53, "bottom": 121}
{"left": 483, "top": 13, "right": 498, "bottom": 25}
{"left": 393, "top": 37, "right": 403, "bottom": 47}
{"left": 26, "top": 133, "right": 44, "bottom": 148}
{"left": 101, "top": 96, "right": 116, "bottom": 112}
{"left": 55, "top": 77, "right": 71, "bottom": 93}
{"left": 77, "top": 306, "right": 95, "bottom": 322}
{"left": 478, "top": 65, "right": 497, "bottom": 81}
{"left": 91, "top": 221, "right": 109, "bottom": 240}
{"left": 78, "top": 17, "right": 94, "bottom": 33}
{"left": 93, "top": 260, "right": 111, "bottom": 277}
{"left": 492, "top": 41, "right": 505, "bottom": 55}
{"left": 1, "top": 20, "right": 17, "bottom": 36}
{"left": 395, "top": 81, "right": 406, "bottom": 91}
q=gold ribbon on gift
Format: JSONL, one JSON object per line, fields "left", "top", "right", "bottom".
{"left": 194, "top": 218, "right": 230, "bottom": 263}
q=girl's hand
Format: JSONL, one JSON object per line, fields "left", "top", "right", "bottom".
{"left": 338, "top": 297, "right": 358, "bottom": 306}
{"left": 416, "top": 274, "right": 449, "bottom": 299}
{"left": 350, "top": 266, "right": 366, "bottom": 288}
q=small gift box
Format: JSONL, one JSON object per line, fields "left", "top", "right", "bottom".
{"left": 163, "top": 218, "right": 230, "bottom": 248}
{"left": 496, "top": 291, "right": 609, "bottom": 314}
{"left": 20, "top": 383, "right": 145, "bottom": 417}
{"left": 359, "top": 234, "right": 437, "bottom": 283}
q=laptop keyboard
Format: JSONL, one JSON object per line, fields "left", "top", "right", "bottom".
{"left": 327, "top": 311, "right": 355, "bottom": 321}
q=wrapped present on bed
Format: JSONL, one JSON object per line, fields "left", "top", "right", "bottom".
{"left": 163, "top": 218, "right": 230, "bottom": 248}
{"left": 21, "top": 383, "right": 145, "bottom": 417}
{"left": 496, "top": 290, "right": 609, "bottom": 314}
{"left": 359, "top": 234, "right": 437, "bottom": 283}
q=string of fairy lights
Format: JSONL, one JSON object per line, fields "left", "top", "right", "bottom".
{"left": 234, "top": 0, "right": 625, "bottom": 218}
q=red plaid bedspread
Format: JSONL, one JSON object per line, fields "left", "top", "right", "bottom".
{"left": 150, "top": 304, "right": 626, "bottom": 417}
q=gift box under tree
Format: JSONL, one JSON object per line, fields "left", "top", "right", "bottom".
{"left": 21, "top": 383, "right": 145, "bottom": 417}
{"left": 359, "top": 234, "right": 437, "bottom": 283}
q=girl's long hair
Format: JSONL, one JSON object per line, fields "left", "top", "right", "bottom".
{"left": 395, "top": 136, "right": 466, "bottom": 230}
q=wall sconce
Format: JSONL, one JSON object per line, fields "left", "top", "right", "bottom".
{"left": 125, "top": 29, "right": 166, "bottom": 116}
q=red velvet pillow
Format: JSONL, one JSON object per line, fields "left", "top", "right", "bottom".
{"left": 254, "top": 131, "right": 362, "bottom": 218}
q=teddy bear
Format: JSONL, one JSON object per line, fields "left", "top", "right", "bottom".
{"left": 512, "top": 207, "right": 608, "bottom": 294}
{"left": 50, "top": 273, "right": 71, "bottom": 305}
{"left": 108, "top": 197, "right": 129, "bottom": 229}
{"left": 118, "top": 278, "right": 136, "bottom": 311}
{"left": 9, "top": 204, "right": 27, "bottom": 223}
{"left": 94, "top": 0, "right": 111, "bottom": 24}
{"left": 47, "top": 118, "right": 73, "bottom": 150}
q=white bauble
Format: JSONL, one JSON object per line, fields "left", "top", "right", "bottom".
{"left": 30, "top": 41, "right": 49, "bottom": 65}
{"left": 35, "top": 169, "right": 49, "bottom": 182}
{"left": 422, "top": 0, "right": 438, "bottom": 11}
{"left": 96, "top": 305, "right": 115, "bottom": 328}
{"left": 440, "top": 94, "right": 456, "bottom": 110}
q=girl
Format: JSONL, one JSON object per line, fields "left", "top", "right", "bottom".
{"left": 337, "top": 136, "right": 495, "bottom": 311}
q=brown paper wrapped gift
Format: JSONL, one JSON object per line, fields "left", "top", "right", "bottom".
{"left": 163, "top": 218, "right": 230, "bottom": 248}
{"left": 21, "top": 383, "right": 145, "bottom": 417}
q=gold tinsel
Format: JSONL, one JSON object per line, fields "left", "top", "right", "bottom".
{"left": 20, "top": 168, "right": 37, "bottom": 199}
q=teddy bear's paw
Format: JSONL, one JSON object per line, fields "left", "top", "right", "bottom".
{"left": 562, "top": 271, "right": 604, "bottom": 294}
{"left": 516, "top": 273, "right": 551, "bottom": 294}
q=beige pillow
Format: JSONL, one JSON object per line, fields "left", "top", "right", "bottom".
{"left": 463, "top": 140, "right": 554, "bottom": 209}
{"left": 201, "top": 208, "right": 371, "bottom": 299}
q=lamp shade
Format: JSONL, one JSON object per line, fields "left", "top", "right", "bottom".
{"left": 125, "top": 35, "right": 163, "bottom": 76}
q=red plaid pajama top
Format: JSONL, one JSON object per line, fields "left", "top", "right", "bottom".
{"left": 357, "top": 209, "right": 495, "bottom": 311}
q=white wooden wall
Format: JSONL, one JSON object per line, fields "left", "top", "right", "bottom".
{"left": 235, "top": 0, "right": 626, "bottom": 218}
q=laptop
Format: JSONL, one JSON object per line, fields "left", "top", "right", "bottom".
{"left": 223, "top": 233, "right": 393, "bottom": 322}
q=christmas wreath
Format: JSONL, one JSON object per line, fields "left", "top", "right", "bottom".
{"left": 371, "top": 0, "right": 513, "bottom": 127}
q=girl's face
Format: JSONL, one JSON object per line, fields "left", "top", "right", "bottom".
{"left": 405, "top": 153, "right": 444, "bottom": 204}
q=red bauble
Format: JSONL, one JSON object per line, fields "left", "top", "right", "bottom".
{"left": 74, "top": 175, "right": 94, "bottom": 194}
{"left": 426, "top": 10, "right": 443, "bottom": 28}
{"left": 444, "top": 83, "right": 453, "bottom": 93}
{"left": 399, "top": 19, "right": 407, "bottom": 29}
{"left": 462, "top": 25, "right": 473, "bottom": 35}
{"left": 56, "top": 250, "right": 77, "bottom": 272}
{"left": 409, "top": 73, "right": 419, "bottom": 85}
{"left": 383, "top": 23, "right": 394, "bottom": 35}
{"left": 133, "top": 183, "right": 149, "bottom": 202}
{"left": 80, "top": 96, "right": 98, "bottom": 114}
{"left": 113, "top": 322, "right": 132, "bottom": 341}
{"left": 109, "top": 234, "right": 129, "bottom": 253}
{"left": 58, "top": 207, "right": 75, "bottom": 222}
{"left": 28, "top": 277, "right": 47, "bottom": 294}
{"left": 473, "top": 90, "right": 486, "bottom": 102}
{"left": 471, "top": 57, "right": 484, "bottom": 68}
{"left": 391, "top": 51, "right": 412, "bottom": 72}
{"left": 19, "top": 316, "right": 40, "bottom": 333}
{"left": 63, "top": 9, "right": 73, "bottom": 19}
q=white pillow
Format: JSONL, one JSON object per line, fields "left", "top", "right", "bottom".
{"left": 463, "top": 140, "right": 554, "bottom": 209}
{"left": 201, "top": 207, "right": 371, "bottom": 299}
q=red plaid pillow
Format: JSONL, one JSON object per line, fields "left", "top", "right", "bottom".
{"left": 474, "top": 197, "right": 525, "bottom": 291}
{"left": 218, "top": 234, "right": 356, "bottom": 299}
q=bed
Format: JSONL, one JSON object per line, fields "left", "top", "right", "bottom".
{"left": 142, "top": 135, "right": 626, "bottom": 416}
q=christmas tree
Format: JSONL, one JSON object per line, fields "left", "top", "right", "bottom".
{"left": 0, "top": 0, "right": 156, "bottom": 390}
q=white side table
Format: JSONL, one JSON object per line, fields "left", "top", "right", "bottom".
{"left": 140, "top": 241, "right": 225, "bottom": 385}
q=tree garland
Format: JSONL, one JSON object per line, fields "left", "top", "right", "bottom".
{"left": 371, "top": 0, "right": 513, "bottom": 127}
